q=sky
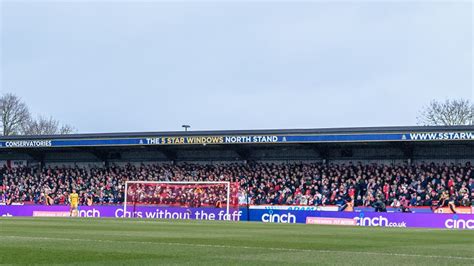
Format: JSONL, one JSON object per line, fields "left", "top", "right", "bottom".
{"left": 0, "top": 0, "right": 472, "bottom": 133}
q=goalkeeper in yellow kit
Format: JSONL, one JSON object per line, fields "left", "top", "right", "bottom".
{"left": 69, "top": 189, "right": 79, "bottom": 217}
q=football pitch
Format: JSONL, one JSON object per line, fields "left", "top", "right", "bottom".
{"left": 0, "top": 218, "right": 473, "bottom": 265}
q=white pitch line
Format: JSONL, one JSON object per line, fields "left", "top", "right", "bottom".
{"left": 2, "top": 235, "right": 473, "bottom": 261}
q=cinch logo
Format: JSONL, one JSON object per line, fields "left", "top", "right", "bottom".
{"left": 445, "top": 215, "right": 474, "bottom": 229}
{"left": 261, "top": 210, "right": 296, "bottom": 223}
{"left": 353, "top": 213, "right": 406, "bottom": 227}
{"left": 78, "top": 209, "right": 100, "bottom": 218}
{"left": 354, "top": 216, "right": 388, "bottom": 226}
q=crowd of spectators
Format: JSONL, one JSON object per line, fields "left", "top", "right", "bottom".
{"left": 0, "top": 162, "right": 473, "bottom": 209}
{"left": 126, "top": 183, "right": 237, "bottom": 208}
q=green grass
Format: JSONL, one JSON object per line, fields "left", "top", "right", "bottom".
{"left": 0, "top": 218, "right": 473, "bottom": 265}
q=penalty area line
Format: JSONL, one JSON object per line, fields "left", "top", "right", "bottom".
{"left": 1, "top": 235, "right": 473, "bottom": 261}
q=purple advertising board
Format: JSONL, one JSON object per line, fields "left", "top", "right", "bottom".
{"left": 1, "top": 205, "right": 473, "bottom": 229}
{"left": 248, "top": 209, "right": 474, "bottom": 229}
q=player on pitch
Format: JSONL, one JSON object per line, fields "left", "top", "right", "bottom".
{"left": 69, "top": 189, "right": 79, "bottom": 217}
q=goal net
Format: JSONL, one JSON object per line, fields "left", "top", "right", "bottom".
{"left": 124, "top": 181, "right": 239, "bottom": 219}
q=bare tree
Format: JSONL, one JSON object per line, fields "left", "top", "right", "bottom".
{"left": 417, "top": 99, "right": 473, "bottom": 126}
{"left": 21, "top": 116, "right": 58, "bottom": 135}
{"left": 21, "top": 116, "right": 76, "bottom": 135}
{"left": 0, "top": 93, "right": 31, "bottom": 136}
{"left": 1, "top": 93, "right": 77, "bottom": 135}
{"left": 59, "top": 124, "right": 76, "bottom": 134}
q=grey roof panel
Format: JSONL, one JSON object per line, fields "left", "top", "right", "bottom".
{"left": 2, "top": 125, "right": 474, "bottom": 140}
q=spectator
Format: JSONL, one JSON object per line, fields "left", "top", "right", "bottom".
{"left": 0, "top": 162, "right": 471, "bottom": 210}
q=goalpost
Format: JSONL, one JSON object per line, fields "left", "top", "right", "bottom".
{"left": 124, "top": 181, "right": 233, "bottom": 218}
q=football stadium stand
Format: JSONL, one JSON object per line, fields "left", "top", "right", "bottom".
{"left": 1, "top": 126, "right": 473, "bottom": 211}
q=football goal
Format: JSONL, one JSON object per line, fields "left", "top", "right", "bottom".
{"left": 124, "top": 181, "right": 238, "bottom": 218}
